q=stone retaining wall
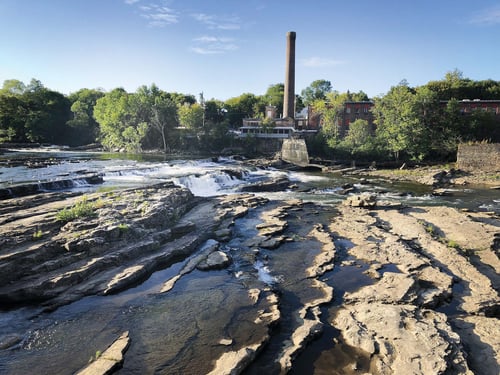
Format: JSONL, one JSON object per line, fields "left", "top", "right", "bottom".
{"left": 457, "top": 143, "right": 500, "bottom": 172}
{"left": 281, "top": 138, "right": 309, "bottom": 166}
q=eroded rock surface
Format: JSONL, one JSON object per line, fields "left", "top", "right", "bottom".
{"left": 335, "top": 305, "right": 470, "bottom": 375}
{"left": 329, "top": 203, "right": 499, "bottom": 374}
{"left": 0, "top": 184, "right": 267, "bottom": 309}
{"left": 0, "top": 182, "right": 498, "bottom": 375}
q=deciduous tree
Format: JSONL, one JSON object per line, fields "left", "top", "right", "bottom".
{"left": 301, "top": 79, "right": 332, "bottom": 106}
{"left": 66, "top": 89, "right": 104, "bottom": 146}
{"left": 373, "top": 82, "right": 429, "bottom": 161}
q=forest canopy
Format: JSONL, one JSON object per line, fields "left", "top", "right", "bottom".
{"left": 1, "top": 71, "right": 499, "bottom": 161}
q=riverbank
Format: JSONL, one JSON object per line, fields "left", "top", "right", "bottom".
{"left": 358, "top": 163, "right": 500, "bottom": 188}
{"left": 0, "top": 174, "right": 498, "bottom": 374}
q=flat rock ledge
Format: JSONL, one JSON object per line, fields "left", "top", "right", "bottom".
{"left": 335, "top": 305, "right": 470, "bottom": 375}
{"left": 0, "top": 183, "right": 268, "bottom": 310}
{"left": 1, "top": 180, "right": 499, "bottom": 374}
{"left": 75, "top": 331, "right": 130, "bottom": 375}
{"left": 330, "top": 203, "right": 499, "bottom": 374}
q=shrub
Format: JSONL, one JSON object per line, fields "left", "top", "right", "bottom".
{"left": 57, "top": 196, "right": 98, "bottom": 222}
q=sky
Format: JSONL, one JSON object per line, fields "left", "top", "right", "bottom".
{"left": 1, "top": 0, "right": 500, "bottom": 101}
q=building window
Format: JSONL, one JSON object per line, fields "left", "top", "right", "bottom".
{"left": 346, "top": 107, "right": 351, "bottom": 114}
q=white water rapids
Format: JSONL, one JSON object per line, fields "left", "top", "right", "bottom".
{"left": 0, "top": 149, "right": 499, "bottom": 212}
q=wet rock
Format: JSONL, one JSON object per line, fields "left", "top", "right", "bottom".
{"left": 214, "top": 228, "right": 232, "bottom": 242}
{"left": 343, "top": 192, "right": 377, "bottom": 208}
{"left": 432, "top": 188, "right": 454, "bottom": 196}
{"left": 0, "top": 185, "right": 273, "bottom": 308}
{"left": 337, "top": 183, "right": 356, "bottom": 195}
{"left": 197, "top": 251, "right": 231, "bottom": 271}
{"left": 256, "top": 221, "right": 287, "bottom": 236}
{"left": 259, "top": 236, "right": 285, "bottom": 249}
{"left": 0, "top": 334, "right": 23, "bottom": 350}
{"left": 0, "top": 174, "right": 104, "bottom": 200}
{"left": 239, "top": 177, "right": 290, "bottom": 192}
{"left": 75, "top": 331, "right": 130, "bottom": 375}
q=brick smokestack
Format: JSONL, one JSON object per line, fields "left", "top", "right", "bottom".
{"left": 283, "top": 31, "right": 296, "bottom": 120}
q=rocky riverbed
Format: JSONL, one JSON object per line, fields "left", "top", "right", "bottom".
{"left": 0, "top": 177, "right": 498, "bottom": 374}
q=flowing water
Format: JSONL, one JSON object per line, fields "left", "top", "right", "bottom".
{"left": 0, "top": 149, "right": 498, "bottom": 374}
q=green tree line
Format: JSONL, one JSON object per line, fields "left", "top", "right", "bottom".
{"left": 308, "top": 71, "right": 500, "bottom": 162}
{"left": 0, "top": 79, "right": 289, "bottom": 153}
{"left": 1, "top": 71, "right": 499, "bottom": 160}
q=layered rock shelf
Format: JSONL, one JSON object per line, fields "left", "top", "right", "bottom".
{"left": 0, "top": 183, "right": 498, "bottom": 374}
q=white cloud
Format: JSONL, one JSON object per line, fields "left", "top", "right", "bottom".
{"left": 301, "top": 57, "right": 345, "bottom": 68}
{"left": 190, "top": 47, "right": 220, "bottom": 55}
{"left": 191, "top": 35, "right": 238, "bottom": 55}
{"left": 140, "top": 5, "right": 179, "bottom": 27}
{"left": 470, "top": 6, "right": 500, "bottom": 25}
{"left": 125, "top": 0, "right": 141, "bottom": 4}
{"left": 191, "top": 13, "right": 240, "bottom": 30}
{"left": 193, "top": 36, "right": 233, "bottom": 43}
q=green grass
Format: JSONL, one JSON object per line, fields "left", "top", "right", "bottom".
{"left": 117, "top": 223, "right": 129, "bottom": 231}
{"left": 420, "top": 221, "right": 436, "bottom": 235}
{"left": 57, "top": 196, "right": 98, "bottom": 223}
{"left": 32, "top": 229, "right": 43, "bottom": 239}
{"left": 88, "top": 350, "right": 102, "bottom": 364}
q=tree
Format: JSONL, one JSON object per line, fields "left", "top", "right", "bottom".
{"left": 204, "top": 99, "right": 226, "bottom": 125}
{"left": 66, "top": 89, "right": 104, "bottom": 146}
{"left": 263, "top": 83, "right": 285, "bottom": 116}
{"left": 426, "top": 70, "right": 500, "bottom": 100}
{"left": 93, "top": 88, "right": 142, "bottom": 152}
{"left": 373, "top": 83, "right": 429, "bottom": 161}
{"left": 1, "top": 79, "right": 26, "bottom": 95}
{"left": 178, "top": 103, "right": 204, "bottom": 130}
{"left": 225, "top": 93, "right": 259, "bottom": 127}
{"left": 0, "top": 94, "right": 26, "bottom": 142}
{"left": 414, "top": 86, "right": 448, "bottom": 157}
{"left": 1, "top": 78, "right": 71, "bottom": 145}
{"left": 315, "top": 91, "right": 350, "bottom": 148}
{"left": 166, "top": 92, "right": 196, "bottom": 107}
{"left": 23, "top": 85, "right": 71, "bottom": 144}
{"left": 301, "top": 79, "right": 332, "bottom": 106}
{"left": 341, "top": 119, "right": 374, "bottom": 157}
{"left": 150, "top": 96, "right": 178, "bottom": 153}
{"left": 132, "top": 84, "right": 180, "bottom": 153}
{"left": 348, "top": 90, "right": 369, "bottom": 102}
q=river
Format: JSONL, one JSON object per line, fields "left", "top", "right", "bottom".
{"left": 0, "top": 149, "right": 498, "bottom": 374}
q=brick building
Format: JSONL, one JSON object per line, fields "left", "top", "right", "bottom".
{"left": 317, "top": 99, "right": 500, "bottom": 139}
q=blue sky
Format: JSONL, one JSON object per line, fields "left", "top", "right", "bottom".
{"left": 1, "top": 0, "right": 499, "bottom": 100}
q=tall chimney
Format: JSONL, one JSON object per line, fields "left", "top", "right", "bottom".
{"left": 283, "top": 31, "right": 296, "bottom": 120}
